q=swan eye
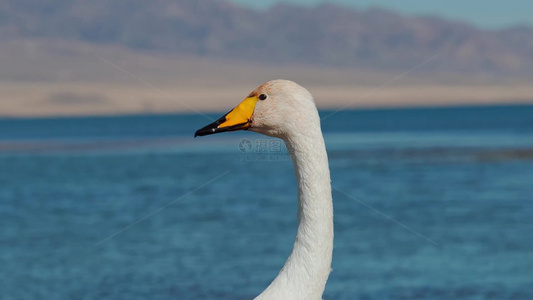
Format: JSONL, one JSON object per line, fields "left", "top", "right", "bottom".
{"left": 258, "top": 94, "right": 267, "bottom": 101}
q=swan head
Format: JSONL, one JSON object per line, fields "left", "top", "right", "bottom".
{"left": 194, "top": 79, "right": 318, "bottom": 139}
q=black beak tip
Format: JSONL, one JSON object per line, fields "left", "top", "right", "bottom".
{"left": 194, "top": 113, "right": 249, "bottom": 138}
{"left": 193, "top": 129, "right": 204, "bottom": 138}
{"left": 195, "top": 115, "right": 229, "bottom": 138}
{"left": 194, "top": 126, "right": 217, "bottom": 138}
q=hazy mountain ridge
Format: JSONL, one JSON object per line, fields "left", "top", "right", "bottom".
{"left": 0, "top": 0, "right": 532, "bottom": 76}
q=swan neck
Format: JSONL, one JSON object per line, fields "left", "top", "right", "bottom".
{"left": 256, "top": 128, "right": 333, "bottom": 300}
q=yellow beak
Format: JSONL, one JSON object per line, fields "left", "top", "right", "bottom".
{"left": 194, "top": 96, "right": 258, "bottom": 137}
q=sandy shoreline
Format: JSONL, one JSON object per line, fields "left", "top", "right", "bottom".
{"left": 1, "top": 40, "right": 532, "bottom": 118}
{"left": 1, "top": 82, "right": 532, "bottom": 118}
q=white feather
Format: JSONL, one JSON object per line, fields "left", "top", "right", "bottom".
{"left": 250, "top": 80, "right": 334, "bottom": 300}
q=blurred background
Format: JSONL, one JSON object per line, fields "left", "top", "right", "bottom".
{"left": 1, "top": 0, "right": 532, "bottom": 299}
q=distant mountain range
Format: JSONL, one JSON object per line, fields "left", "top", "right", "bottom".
{"left": 1, "top": 0, "right": 532, "bottom": 76}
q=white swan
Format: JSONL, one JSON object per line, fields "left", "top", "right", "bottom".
{"left": 195, "top": 80, "right": 333, "bottom": 300}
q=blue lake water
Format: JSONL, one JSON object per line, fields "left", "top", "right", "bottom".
{"left": 1, "top": 105, "right": 533, "bottom": 299}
